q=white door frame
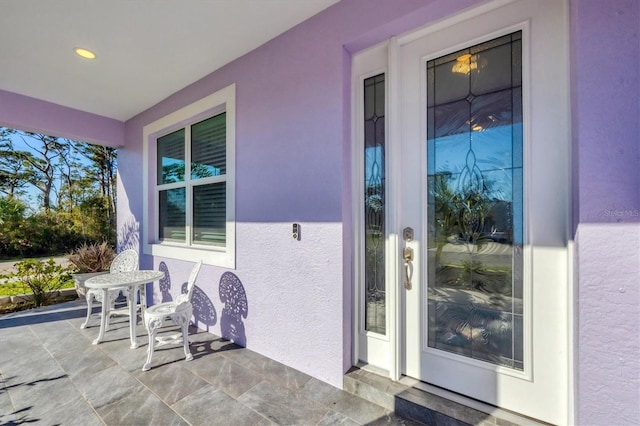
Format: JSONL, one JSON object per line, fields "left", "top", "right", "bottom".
{"left": 351, "top": 0, "right": 574, "bottom": 423}
{"left": 351, "top": 41, "right": 398, "bottom": 375}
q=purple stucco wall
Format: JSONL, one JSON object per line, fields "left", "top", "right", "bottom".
{"left": 571, "top": 0, "right": 640, "bottom": 424}
{"left": 572, "top": 0, "right": 639, "bottom": 226}
{"left": 119, "top": 0, "right": 486, "bottom": 388}
{"left": 0, "top": 89, "right": 123, "bottom": 146}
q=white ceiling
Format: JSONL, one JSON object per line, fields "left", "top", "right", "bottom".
{"left": 0, "top": 0, "right": 339, "bottom": 121}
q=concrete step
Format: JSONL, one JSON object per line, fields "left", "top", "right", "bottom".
{"left": 344, "top": 366, "right": 550, "bottom": 426}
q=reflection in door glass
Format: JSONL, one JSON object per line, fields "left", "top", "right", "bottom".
{"left": 426, "top": 32, "right": 523, "bottom": 370}
{"left": 364, "top": 74, "right": 386, "bottom": 335}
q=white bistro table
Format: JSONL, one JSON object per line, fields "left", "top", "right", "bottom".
{"left": 85, "top": 270, "right": 165, "bottom": 348}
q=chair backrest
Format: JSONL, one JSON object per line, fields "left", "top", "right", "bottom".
{"left": 110, "top": 249, "right": 139, "bottom": 273}
{"left": 176, "top": 260, "right": 202, "bottom": 305}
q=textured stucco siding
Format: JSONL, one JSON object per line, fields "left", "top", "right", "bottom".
{"left": 576, "top": 224, "right": 640, "bottom": 425}
{"left": 572, "top": 0, "right": 640, "bottom": 424}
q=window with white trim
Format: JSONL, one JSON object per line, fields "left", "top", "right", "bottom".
{"left": 143, "top": 84, "right": 235, "bottom": 268}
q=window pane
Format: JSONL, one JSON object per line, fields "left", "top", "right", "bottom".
{"left": 159, "top": 188, "right": 185, "bottom": 242}
{"left": 191, "top": 113, "right": 226, "bottom": 179}
{"left": 157, "top": 129, "right": 185, "bottom": 184}
{"left": 193, "top": 183, "right": 226, "bottom": 246}
{"left": 364, "top": 74, "right": 386, "bottom": 335}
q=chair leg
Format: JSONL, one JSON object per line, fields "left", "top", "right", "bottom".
{"left": 181, "top": 319, "right": 193, "bottom": 362}
{"left": 81, "top": 292, "right": 94, "bottom": 329}
{"left": 175, "top": 308, "right": 193, "bottom": 362}
{"left": 142, "top": 316, "right": 162, "bottom": 371}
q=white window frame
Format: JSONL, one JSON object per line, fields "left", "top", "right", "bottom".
{"left": 142, "top": 84, "right": 235, "bottom": 268}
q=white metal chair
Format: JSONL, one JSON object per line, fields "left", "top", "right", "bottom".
{"left": 142, "top": 260, "right": 202, "bottom": 371}
{"left": 81, "top": 249, "right": 139, "bottom": 329}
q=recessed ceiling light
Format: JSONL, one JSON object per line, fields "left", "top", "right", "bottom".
{"left": 74, "top": 47, "right": 96, "bottom": 59}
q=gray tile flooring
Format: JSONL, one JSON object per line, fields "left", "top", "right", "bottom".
{"left": 0, "top": 300, "right": 419, "bottom": 425}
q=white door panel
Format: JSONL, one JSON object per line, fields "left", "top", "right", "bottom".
{"left": 399, "top": 1, "right": 569, "bottom": 423}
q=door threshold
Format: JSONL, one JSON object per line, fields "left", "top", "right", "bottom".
{"left": 344, "top": 365, "right": 551, "bottom": 426}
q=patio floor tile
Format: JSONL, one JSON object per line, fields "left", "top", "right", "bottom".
{"left": 316, "top": 410, "right": 361, "bottom": 426}
{"left": 171, "top": 384, "right": 267, "bottom": 425}
{"left": 300, "top": 377, "right": 388, "bottom": 424}
{"left": 55, "top": 345, "right": 117, "bottom": 380}
{"left": 96, "top": 387, "right": 188, "bottom": 426}
{"left": 132, "top": 362, "right": 209, "bottom": 405}
{"left": 221, "top": 348, "right": 314, "bottom": 392}
{"left": 0, "top": 299, "right": 414, "bottom": 425}
{"left": 237, "top": 380, "right": 329, "bottom": 425}
{"left": 185, "top": 352, "right": 263, "bottom": 398}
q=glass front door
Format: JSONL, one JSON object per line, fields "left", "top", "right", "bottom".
{"left": 399, "top": 1, "right": 569, "bottom": 424}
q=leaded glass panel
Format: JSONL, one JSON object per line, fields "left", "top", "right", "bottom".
{"left": 364, "top": 74, "right": 386, "bottom": 335}
{"left": 426, "top": 32, "right": 524, "bottom": 370}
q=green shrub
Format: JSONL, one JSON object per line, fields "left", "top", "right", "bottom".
{"left": 0, "top": 197, "right": 28, "bottom": 256}
{"left": 21, "top": 213, "right": 85, "bottom": 257}
{"left": 0, "top": 259, "right": 74, "bottom": 307}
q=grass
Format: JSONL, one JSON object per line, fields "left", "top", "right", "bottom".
{"left": 0, "top": 278, "right": 75, "bottom": 296}
{"left": 0, "top": 276, "right": 77, "bottom": 315}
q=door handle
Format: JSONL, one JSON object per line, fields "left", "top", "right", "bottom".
{"left": 402, "top": 227, "right": 414, "bottom": 290}
{"left": 403, "top": 246, "right": 413, "bottom": 290}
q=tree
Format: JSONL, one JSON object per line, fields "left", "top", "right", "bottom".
{"left": 74, "top": 143, "right": 117, "bottom": 241}
{"left": 0, "top": 130, "right": 37, "bottom": 198}
{"left": 14, "top": 132, "right": 64, "bottom": 211}
{"left": 55, "top": 140, "right": 82, "bottom": 213}
{"left": 0, "top": 127, "right": 118, "bottom": 257}
{"left": 0, "top": 196, "right": 28, "bottom": 255}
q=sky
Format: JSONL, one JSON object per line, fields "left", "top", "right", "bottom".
{"left": 3, "top": 130, "right": 92, "bottom": 210}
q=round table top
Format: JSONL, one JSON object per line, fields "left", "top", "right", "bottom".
{"left": 84, "top": 270, "right": 165, "bottom": 289}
